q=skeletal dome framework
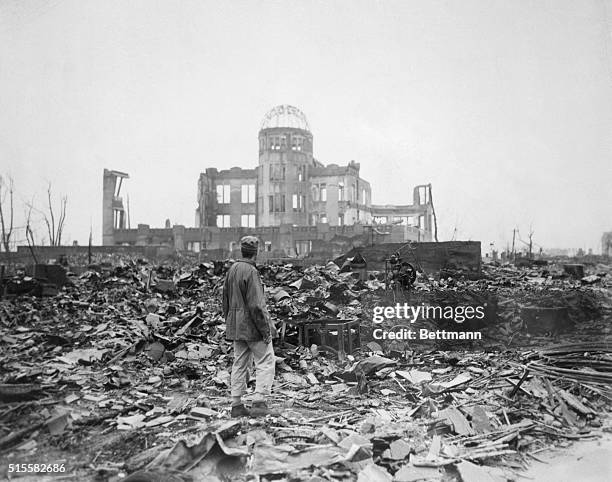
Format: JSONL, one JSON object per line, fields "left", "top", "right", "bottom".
{"left": 260, "top": 105, "right": 310, "bottom": 132}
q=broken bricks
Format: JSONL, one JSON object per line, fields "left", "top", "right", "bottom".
{"left": 0, "top": 254, "right": 610, "bottom": 482}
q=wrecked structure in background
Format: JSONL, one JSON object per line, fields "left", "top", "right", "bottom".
{"left": 338, "top": 241, "right": 482, "bottom": 277}
{"left": 102, "top": 105, "right": 436, "bottom": 258}
{"left": 195, "top": 105, "right": 433, "bottom": 234}
{"left": 102, "top": 170, "right": 129, "bottom": 246}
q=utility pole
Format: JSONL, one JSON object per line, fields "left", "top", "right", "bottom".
{"left": 511, "top": 229, "right": 516, "bottom": 261}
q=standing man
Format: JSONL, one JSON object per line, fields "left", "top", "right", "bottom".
{"left": 223, "top": 236, "right": 277, "bottom": 417}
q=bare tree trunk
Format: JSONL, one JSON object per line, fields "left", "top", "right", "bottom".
{"left": 42, "top": 184, "right": 68, "bottom": 246}
{"left": 0, "top": 175, "right": 14, "bottom": 253}
{"left": 57, "top": 196, "right": 67, "bottom": 245}
{"left": 25, "top": 203, "right": 38, "bottom": 265}
{"left": 46, "top": 183, "right": 56, "bottom": 245}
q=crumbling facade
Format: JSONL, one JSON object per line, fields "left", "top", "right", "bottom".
{"left": 102, "top": 169, "right": 129, "bottom": 245}
{"left": 103, "top": 106, "right": 434, "bottom": 256}
{"left": 195, "top": 105, "right": 432, "bottom": 234}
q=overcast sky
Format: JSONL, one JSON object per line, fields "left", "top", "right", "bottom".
{"left": 1, "top": 0, "right": 611, "bottom": 252}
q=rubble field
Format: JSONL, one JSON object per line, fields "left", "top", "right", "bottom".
{"left": 0, "top": 257, "right": 611, "bottom": 482}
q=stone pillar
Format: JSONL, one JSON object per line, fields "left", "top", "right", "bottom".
{"left": 102, "top": 169, "right": 129, "bottom": 245}
{"left": 102, "top": 170, "right": 116, "bottom": 245}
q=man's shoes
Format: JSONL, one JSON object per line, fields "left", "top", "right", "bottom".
{"left": 231, "top": 403, "right": 250, "bottom": 418}
{"left": 250, "top": 400, "right": 280, "bottom": 417}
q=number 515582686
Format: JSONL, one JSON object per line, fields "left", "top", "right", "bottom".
{"left": 8, "top": 463, "right": 66, "bottom": 473}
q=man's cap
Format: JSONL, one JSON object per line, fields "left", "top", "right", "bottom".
{"left": 240, "top": 235, "right": 259, "bottom": 254}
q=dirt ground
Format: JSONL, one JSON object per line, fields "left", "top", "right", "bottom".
{"left": 523, "top": 431, "right": 612, "bottom": 482}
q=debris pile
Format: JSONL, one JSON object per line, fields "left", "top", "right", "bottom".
{"left": 0, "top": 256, "right": 610, "bottom": 481}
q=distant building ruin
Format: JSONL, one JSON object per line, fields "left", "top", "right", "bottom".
{"left": 102, "top": 169, "right": 129, "bottom": 245}
{"left": 102, "top": 105, "right": 435, "bottom": 258}
{"left": 196, "top": 105, "right": 432, "bottom": 233}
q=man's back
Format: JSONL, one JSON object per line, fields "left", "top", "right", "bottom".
{"left": 223, "top": 259, "right": 269, "bottom": 341}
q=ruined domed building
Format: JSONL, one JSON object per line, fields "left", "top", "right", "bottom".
{"left": 196, "top": 106, "right": 379, "bottom": 229}
{"left": 104, "top": 105, "right": 434, "bottom": 257}
{"left": 192, "top": 105, "right": 433, "bottom": 254}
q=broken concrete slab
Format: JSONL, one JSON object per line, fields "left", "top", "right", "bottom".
{"left": 394, "top": 463, "right": 441, "bottom": 481}
{"left": 383, "top": 439, "right": 411, "bottom": 460}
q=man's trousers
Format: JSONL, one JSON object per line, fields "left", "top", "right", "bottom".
{"left": 230, "top": 340, "right": 275, "bottom": 401}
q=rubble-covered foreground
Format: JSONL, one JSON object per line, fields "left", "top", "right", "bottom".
{"left": 0, "top": 258, "right": 611, "bottom": 481}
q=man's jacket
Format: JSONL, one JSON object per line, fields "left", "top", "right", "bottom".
{"left": 222, "top": 259, "right": 276, "bottom": 341}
